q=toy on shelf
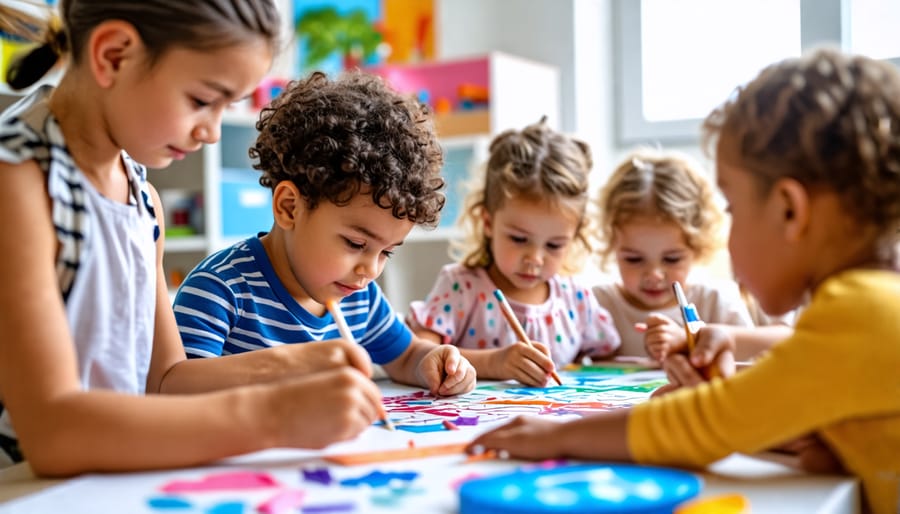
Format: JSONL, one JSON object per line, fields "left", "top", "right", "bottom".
{"left": 365, "top": 52, "right": 559, "bottom": 138}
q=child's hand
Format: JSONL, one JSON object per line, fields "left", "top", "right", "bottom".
{"left": 636, "top": 313, "right": 686, "bottom": 361}
{"left": 290, "top": 340, "right": 374, "bottom": 377}
{"left": 416, "top": 344, "right": 476, "bottom": 396}
{"left": 269, "top": 367, "right": 383, "bottom": 449}
{"left": 467, "top": 416, "right": 567, "bottom": 460}
{"left": 491, "top": 341, "right": 556, "bottom": 387}
{"left": 651, "top": 326, "right": 737, "bottom": 397}
{"left": 689, "top": 324, "right": 736, "bottom": 370}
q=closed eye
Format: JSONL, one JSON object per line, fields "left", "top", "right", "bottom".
{"left": 191, "top": 97, "right": 211, "bottom": 108}
{"left": 509, "top": 235, "right": 527, "bottom": 244}
{"left": 344, "top": 238, "right": 365, "bottom": 251}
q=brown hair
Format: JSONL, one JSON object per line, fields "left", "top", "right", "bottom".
{"left": 250, "top": 70, "right": 445, "bottom": 226}
{"left": 452, "top": 117, "right": 594, "bottom": 274}
{"left": 702, "top": 46, "right": 900, "bottom": 253}
{"left": 596, "top": 148, "right": 724, "bottom": 266}
{"left": 4, "top": 0, "right": 281, "bottom": 90}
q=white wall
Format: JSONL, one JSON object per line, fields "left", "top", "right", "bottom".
{"left": 436, "top": 0, "right": 618, "bottom": 182}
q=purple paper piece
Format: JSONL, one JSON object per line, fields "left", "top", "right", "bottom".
{"left": 302, "top": 467, "right": 333, "bottom": 485}
{"left": 454, "top": 416, "right": 479, "bottom": 426}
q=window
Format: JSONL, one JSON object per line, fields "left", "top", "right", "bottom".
{"left": 615, "top": 0, "right": 898, "bottom": 144}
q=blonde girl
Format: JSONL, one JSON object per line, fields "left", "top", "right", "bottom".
{"left": 408, "top": 118, "right": 620, "bottom": 387}
{"left": 593, "top": 149, "right": 753, "bottom": 358}
{"left": 0, "top": 0, "right": 384, "bottom": 476}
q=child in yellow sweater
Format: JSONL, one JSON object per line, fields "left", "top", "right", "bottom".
{"left": 469, "top": 46, "right": 900, "bottom": 514}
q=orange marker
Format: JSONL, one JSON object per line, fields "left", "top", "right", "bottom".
{"left": 326, "top": 299, "right": 395, "bottom": 430}
{"left": 493, "top": 289, "right": 563, "bottom": 386}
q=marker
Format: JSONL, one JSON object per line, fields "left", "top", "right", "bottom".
{"left": 326, "top": 299, "right": 396, "bottom": 431}
{"left": 492, "top": 289, "right": 563, "bottom": 386}
{"left": 442, "top": 419, "right": 460, "bottom": 431}
{"left": 671, "top": 282, "right": 718, "bottom": 378}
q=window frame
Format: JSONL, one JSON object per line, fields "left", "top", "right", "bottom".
{"left": 612, "top": 0, "right": 899, "bottom": 145}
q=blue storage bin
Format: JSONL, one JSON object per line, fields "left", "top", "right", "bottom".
{"left": 220, "top": 168, "right": 273, "bottom": 237}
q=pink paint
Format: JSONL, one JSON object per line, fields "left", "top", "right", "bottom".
{"left": 257, "top": 490, "right": 305, "bottom": 514}
{"left": 160, "top": 471, "right": 280, "bottom": 493}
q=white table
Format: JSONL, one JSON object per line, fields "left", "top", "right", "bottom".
{"left": 0, "top": 373, "right": 861, "bottom": 513}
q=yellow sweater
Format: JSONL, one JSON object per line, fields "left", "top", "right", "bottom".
{"left": 628, "top": 269, "right": 900, "bottom": 514}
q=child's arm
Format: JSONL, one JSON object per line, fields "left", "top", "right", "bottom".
{"left": 654, "top": 323, "right": 791, "bottom": 394}
{"left": 0, "top": 169, "right": 382, "bottom": 476}
{"left": 468, "top": 409, "right": 633, "bottom": 461}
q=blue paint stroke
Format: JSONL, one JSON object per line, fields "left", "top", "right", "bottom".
{"left": 404, "top": 400, "right": 433, "bottom": 405}
{"left": 206, "top": 501, "right": 244, "bottom": 514}
{"left": 301, "top": 502, "right": 356, "bottom": 513}
{"left": 147, "top": 496, "right": 193, "bottom": 510}
{"left": 302, "top": 467, "right": 333, "bottom": 485}
{"left": 395, "top": 423, "right": 445, "bottom": 433}
{"left": 340, "top": 470, "right": 419, "bottom": 487}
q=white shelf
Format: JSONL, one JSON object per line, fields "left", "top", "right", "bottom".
{"left": 164, "top": 235, "right": 208, "bottom": 253}
{"left": 407, "top": 226, "right": 461, "bottom": 243}
{"left": 221, "top": 110, "right": 259, "bottom": 127}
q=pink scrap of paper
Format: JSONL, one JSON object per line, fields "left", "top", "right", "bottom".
{"left": 257, "top": 489, "right": 305, "bottom": 514}
{"left": 160, "top": 471, "right": 281, "bottom": 493}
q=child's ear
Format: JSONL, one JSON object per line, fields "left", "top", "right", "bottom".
{"left": 272, "top": 181, "right": 302, "bottom": 229}
{"left": 88, "top": 20, "right": 142, "bottom": 88}
{"left": 773, "top": 178, "right": 809, "bottom": 242}
{"left": 481, "top": 209, "right": 494, "bottom": 238}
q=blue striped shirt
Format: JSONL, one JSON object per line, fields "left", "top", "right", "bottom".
{"left": 173, "top": 236, "right": 411, "bottom": 364}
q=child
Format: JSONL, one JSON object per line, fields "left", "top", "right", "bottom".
{"left": 0, "top": 0, "right": 388, "bottom": 476}
{"left": 470, "top": 47, "right": 900, "bottom": 514}
{"left": 407, "top": 118, "right": 620, "bottom": 387}
{"left": 592, "top": 149, "right": 754, "bottom": 358}
{"left": 172, "top": 71, "right": 476, "bottom": 397}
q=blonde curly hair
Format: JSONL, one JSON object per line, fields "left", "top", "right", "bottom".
{"left": 596, "top": 148, "right": 724, "bottom": 267}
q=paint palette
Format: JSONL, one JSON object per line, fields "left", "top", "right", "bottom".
{"left": 459, "top": 463, "right": 702, "bottom": 514}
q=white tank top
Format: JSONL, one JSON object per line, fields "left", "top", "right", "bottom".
{"left": 0, "top": 86, "right": 158, "bottom": 462}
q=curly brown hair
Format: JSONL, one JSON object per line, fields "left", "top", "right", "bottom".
{"left": 250, "top": 70, "right": 446, "bottom": 227}
{"left": 596, "top": 148, "right": 724, "bottom": 267}
{"left": 702, "top": 46, "right": 900, "bottom": 250}
{"left": 451, "top": 117, "right": 594, "bottom": 274}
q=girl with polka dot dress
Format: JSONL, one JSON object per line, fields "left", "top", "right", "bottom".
{"left": 408, "top": 118, "right": 620, "bottom": 387}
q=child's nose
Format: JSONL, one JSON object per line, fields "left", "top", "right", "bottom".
{"left": 193, "top": 114, "right": 222, "bottom": 145}
{"left": 354, "top": 254, "right": 380, "bottom": 280}
{"left": 523, "top": 249, "right": 543, "bottom": 267}
{"left": 646, "top": 266, "right": 666, "bottom": 282}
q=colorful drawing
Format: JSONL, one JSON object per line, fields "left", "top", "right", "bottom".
{"left": 5, "top": 367, "right": 668, "bottom": 514}
{"left": 381, "top": 367, "right": 666, "bottom": 432}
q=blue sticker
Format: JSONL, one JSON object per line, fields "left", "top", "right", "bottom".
{"left": 459, "top": 463, "right": 702, "bottom": 514}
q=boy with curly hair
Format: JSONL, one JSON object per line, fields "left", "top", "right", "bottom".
{"left": 172, "top": 71, "right": 476, "bottom": 398}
